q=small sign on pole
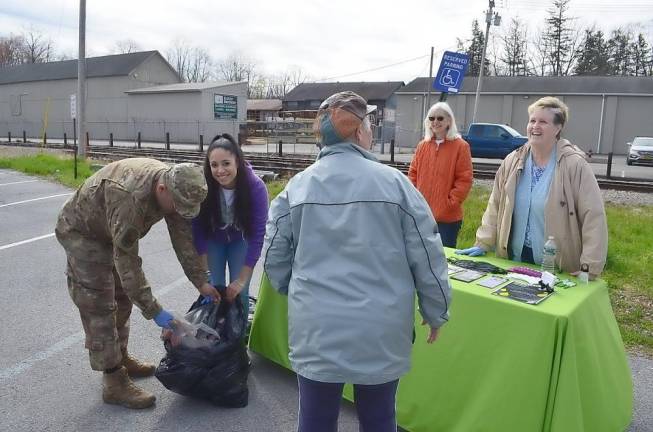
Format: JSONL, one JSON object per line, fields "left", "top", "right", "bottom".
{"left": 433, "top": 51, "right": 470, "bottom": 94}
{"left": 70, "top": 94, "right": 77, "bottom": 119}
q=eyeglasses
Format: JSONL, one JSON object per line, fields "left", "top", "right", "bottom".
{"left": 428, "top": 116, "right": 445, "bottom": 122}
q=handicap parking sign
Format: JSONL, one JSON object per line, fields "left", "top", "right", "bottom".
{"left": 433, "top": 51, "right": 470, "bottom": 94}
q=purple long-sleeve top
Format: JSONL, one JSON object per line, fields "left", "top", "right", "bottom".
{"left": 192, "top": 163, "right": 269, "bottom": 268}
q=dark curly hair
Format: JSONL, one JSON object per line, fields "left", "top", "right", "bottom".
{"left": 196, "top": 133, "right": 253, "bottom": 238}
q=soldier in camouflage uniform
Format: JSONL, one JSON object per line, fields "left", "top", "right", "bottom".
{"left": 55, "top": 158, "right": 221, "bottom": 409}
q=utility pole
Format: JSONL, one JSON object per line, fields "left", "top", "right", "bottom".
{"left": 426, "top": 46, "right": 435, "bottom": 112}
{"left": 471, "top": 0, "right": 501, "bottom": 124}
{"left": 77, "top": 0, "right": 87, "bottom": 157}
{"left": 419, "top": 47, "right": 435, "bottom": 141}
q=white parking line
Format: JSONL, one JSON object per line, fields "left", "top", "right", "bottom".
{"left": 0, "top": 233, "right": 56, "bottom": 251}
{"left": 0, "top": 276, "right": 190, "bottom": 382}
{"left": 0, "top": 180, "right": 39, "bottom": 187}
{"left": 0, "top": 192, "right": 72, "bottom": 208}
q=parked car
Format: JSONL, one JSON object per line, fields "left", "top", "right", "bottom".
{"left": 626, "top": 137, "right": 653, "bottom": 166}
{"left": 462, "top": 123, "right": 528, "bottom": 159}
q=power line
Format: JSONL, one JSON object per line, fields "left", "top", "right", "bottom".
{"left": 315, "top": 54, "right": 430, "bottom": 82}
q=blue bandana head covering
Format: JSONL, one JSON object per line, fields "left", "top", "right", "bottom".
{"left": 318, "top": 113, "right": 345, "bottom": 147}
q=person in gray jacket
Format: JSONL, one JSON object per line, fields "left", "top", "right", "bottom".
{"left": 263, "top": 91, "right": 452, "bottom": 432}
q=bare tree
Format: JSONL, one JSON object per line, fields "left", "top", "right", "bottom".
{"left": 186, "top": 47, "right": 212, "bottom": 82}
{"left": 215, "top": 52, "right": 260, "bottom": 96}
{"left": 114, "top": 39, "right": 142, "bottom": 54}
{"left": 528, "top": 28, "right": 551, "bottom": 76}
{"left": 56, "top": 51, "right": 76, "bottom": 61}
{"left": 266, "top": 66, "right": 311, "bottom": 98}
{"left": 166, "top": 39, "right": 213, "bottom": 82}
{"left": 21, "top": 28, "right": 54, "bottom": 63}
{"left": 215, "top": 51, "right": 257, "bottom": 81}
{"left": 485, "top": 33, "right": 506, "bottom": 76}
{"left": 0, "top": 34, "right": 25, "bottom": 66}
{"left": 166, "top": 38, "right": 192, "bottom": 81}
{"left": 500, "top": 18, "right": 530, "bottom": 76}
{"left": 249, "top": 76, "right": 269, "bottom": 99}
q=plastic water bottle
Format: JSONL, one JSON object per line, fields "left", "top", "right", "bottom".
{"left": 541, "top": 236, "right": 557, "bottom": 274}
{"left": 578, "top": 263, "right": 590, "bottom": 284}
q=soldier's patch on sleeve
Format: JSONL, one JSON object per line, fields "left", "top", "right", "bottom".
{"left": 115, "top": 225, "right": 140, "bottom": 251}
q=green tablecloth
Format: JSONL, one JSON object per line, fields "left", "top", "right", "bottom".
{"left": 248, "top": 252, "right": 632, "bottom": 432}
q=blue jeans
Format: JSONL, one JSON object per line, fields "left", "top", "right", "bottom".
{"left": 297, "top": 375, "right": 399, "bottom": 432}
{"left": 521, "top": 245, "right": 535, "bottom": 264}
{"left": 438, "top": 220, "right": 462, "bottom": 248}
{"left": 206, "top": 237, "right": 250, "bottom": 315}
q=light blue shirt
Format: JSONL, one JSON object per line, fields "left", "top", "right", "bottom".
{"left": 510, "top": 149, "right": 556, "bottom": 264}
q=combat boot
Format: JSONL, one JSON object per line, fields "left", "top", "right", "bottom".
{"left": 121, "top": 349, "right": 156, "bottom": 378}
{"left": 102, "top": 366, "right": 156, "bottom": 409}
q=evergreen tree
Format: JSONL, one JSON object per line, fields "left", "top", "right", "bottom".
{"left": 574, "top": 29, "right": 610, "bottom": 75}
{"left": 544, "top": 0, "right": 577, "bottom": 76}
{"left": 607, "top": 28, "right": 634, "bottom": 76}
{"left": 631, "top": 33, "right": 651, "bottom": 76}
{"left": 463, "top": 19, "right": 490, "bottom": 76}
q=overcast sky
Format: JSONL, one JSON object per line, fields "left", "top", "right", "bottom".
{"left": 2, "top": 0, "right": 653, "bottom": 83}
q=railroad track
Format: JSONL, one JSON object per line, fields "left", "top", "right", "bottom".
{"left": 2, "top": 141, "right": 652, "bottom": 193}
{"left": 84, "top": 145, "right": 500, "bottom": 179}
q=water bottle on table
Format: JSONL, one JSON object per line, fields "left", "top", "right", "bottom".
{"left": 541, "top": 236, "right": 557, "bottom": 274}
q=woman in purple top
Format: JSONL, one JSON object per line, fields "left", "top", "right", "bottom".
{"left": 192, "top": 133, "right": 269, "bottom": 314}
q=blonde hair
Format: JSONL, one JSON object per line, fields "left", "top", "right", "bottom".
{"left": 423, "top": 102, "right": 460, "bottom": 140}
{"left": 528, "top": 96, "right": 569, "bottom": 138}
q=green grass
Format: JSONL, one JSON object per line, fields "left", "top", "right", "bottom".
{"left": 602, "top": 205, "right": 653, "bottom": 353}
{"left": 2, "top": 154, "right": 652, "bottom": 354}
{"left": 266, "top": 180, "right": 286, "bottom": 202}
{"left": 0, "top": 153, "right": 93, "bottom": 189}
{"left": 458, "top": 184, "right": 653, "bottom": 354}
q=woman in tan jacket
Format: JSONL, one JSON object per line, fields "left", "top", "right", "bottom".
{"left": 408, "top": 102, "right": 473, "bottom": 247}
{"left": 457, "top": 96, "right": 608, "bottom": 279}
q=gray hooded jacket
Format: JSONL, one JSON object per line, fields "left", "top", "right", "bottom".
{"left": 263, "top": 142, "right": 451, "bottom": 384}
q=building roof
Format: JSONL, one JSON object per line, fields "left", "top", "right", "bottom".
{"left": 247, "top": 99, "right": 282, "bottom": 111}
{"left": 284, "top": 81, "right": 404, "bottom": 102}
{"left": 398, "top": 76, "right": 653, "bottom": 95}
{"left": 125, "top": 81, "right": 246, "bottom": 94}
{"left": 0, "top": 51, "right": 179, "bottom": 85}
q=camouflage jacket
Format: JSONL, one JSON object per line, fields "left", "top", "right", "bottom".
{"left": 55, "top": 158, "right": 206, "bottom": 319}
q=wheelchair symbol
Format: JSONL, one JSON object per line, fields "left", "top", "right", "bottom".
{"left": 439, "top": 68, "right": 460, "bottom": 88}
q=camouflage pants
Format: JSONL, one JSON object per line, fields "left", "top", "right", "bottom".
{"left": 65, "top": 254, "right": 132, "bottom": 371}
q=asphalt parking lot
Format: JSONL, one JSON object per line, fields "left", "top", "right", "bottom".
{"left": 0, "top": 168, "right": 651, "bottom": 432}
{"left": 0, "top": 169, "right": 363, "bottom": 432}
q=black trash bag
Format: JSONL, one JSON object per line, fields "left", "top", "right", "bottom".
{"left": 155, "top": 294, "right": 250, "bottom": 408}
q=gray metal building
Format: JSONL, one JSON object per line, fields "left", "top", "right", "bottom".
{"left": 283, "top": 81, "right": 405, "bottom": 143}
{"left": 0, "top": 51, "right": 248, "bottom": 144}
{"left": 125, "top": 81, "right": 248, "bottom": 142}
{"left": 247, "top": 99, "right": 282, "bottom": 121}
{"left": 395, "top": 76, "right": 653, "bottom": 154}
{"left": 0, "top": 51, "right": 181, "bottom": 141}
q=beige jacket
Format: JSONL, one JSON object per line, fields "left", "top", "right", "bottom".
{"left": 475, "top": 139, "right": 608, "bottom": 277}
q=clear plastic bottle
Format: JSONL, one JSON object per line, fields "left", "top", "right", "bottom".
{"left": 541, "top": 236, "right": 557, "bottom": 274}
{"left": 578, "top": 263, "right": 590, "bottom": 283}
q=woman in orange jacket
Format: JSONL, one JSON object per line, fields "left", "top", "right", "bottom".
{"left": 408, "top": 102, "right": 473, "bottom": 247}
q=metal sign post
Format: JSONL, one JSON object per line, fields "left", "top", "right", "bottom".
{"left": 71, "top": 94, "right": 77, "bottom": 179}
